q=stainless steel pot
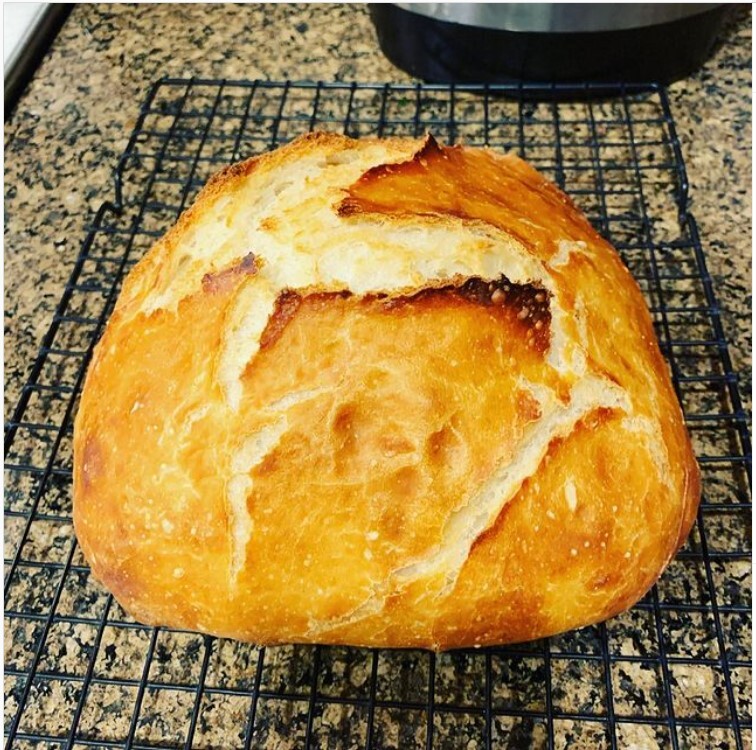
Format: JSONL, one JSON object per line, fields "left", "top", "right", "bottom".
{"left": 393, "top": 4, "right": 723, "bottom": 33}
{"left": 369, "top": 3, "right": 729, "bottom": 85}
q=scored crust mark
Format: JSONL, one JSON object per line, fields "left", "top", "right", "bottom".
{"left": 394, "top": 375, "right": 629, "bottom": 594}
{"left": 255, "top": 277, "right": 553, "bottom": 358}
{"left": 337, "top": 133, "right": 597, "bottom": 259}
{"left": 227, "top": 418, "right": 289, "bottom": 581}
{"left": 227, "top": 385, "right": 331, "bottom": 582}
{"left": 212, "top": 209, "right": 550, "bottom": 409}
{"left": 306, "top": 376, "right": 631, "bottom": 638}
{"left": 336, "top": 134, "right": 449, "bottom": 218}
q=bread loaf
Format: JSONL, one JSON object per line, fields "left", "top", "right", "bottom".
{"left": 73, "top": 132, "right": 700, "bottom": 650}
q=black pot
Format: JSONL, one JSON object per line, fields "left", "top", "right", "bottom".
{"left": 369, "top": 3, "right": 729, "bottom": 86}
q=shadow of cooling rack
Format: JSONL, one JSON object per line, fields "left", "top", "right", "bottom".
{"left": 4, "top": 79, "right": 752, "bottom": 750}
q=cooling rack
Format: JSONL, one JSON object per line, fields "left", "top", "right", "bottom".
{"left": 4, "top": 80, "right": 752, "bottom": 749}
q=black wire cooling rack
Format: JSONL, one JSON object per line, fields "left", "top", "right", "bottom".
{"left": 4, "top": 80, "right": 752, "bottom": 749}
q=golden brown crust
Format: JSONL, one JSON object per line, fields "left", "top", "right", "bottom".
{"left": 73, "top": 132, "right": 700, "bottom": 650}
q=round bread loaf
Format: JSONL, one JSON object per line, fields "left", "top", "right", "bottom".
{"left": 73, "top": 132, "right": 700, "bottom": 649}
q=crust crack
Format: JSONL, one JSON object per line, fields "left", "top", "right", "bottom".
{"left": 392, "top": 377, "right": 629, "bottom": 596}
{"left": 226, "top": 386, "right": 330, "bottom": 582}
{"left": 305, "top": 376, "right": 630, "bottom": 637}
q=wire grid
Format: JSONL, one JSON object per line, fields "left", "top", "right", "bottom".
{"left": 4, "top": 80, "right": 751, "bottom": 750}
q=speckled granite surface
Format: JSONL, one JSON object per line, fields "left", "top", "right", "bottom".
{"left": 4, "top": 4, "right": 752, "bottom": 749}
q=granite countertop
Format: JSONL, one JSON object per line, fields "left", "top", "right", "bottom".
{"left": 4, "top": 5, "right": 752, "bottom": 749}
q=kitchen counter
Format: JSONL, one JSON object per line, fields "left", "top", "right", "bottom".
{"left": 4, "top": 5, "right": 751, "bottom": 749}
